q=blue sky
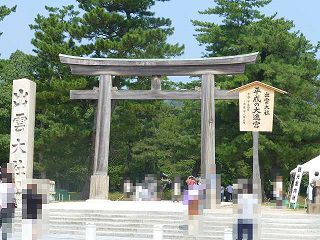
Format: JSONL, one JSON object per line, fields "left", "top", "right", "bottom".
{"left": 0, "top": 0, "right": 319, "bottom": 60}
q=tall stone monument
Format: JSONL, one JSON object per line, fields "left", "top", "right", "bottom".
{"left": 9, "top": 79, "right": 36, "bottom": 204}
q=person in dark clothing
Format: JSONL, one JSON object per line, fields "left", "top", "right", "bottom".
{"left": 310, "top": 171, "right": 320, "bottom": 203}
{"left": 22, "top": 183, "right": 43, "bottom": 220}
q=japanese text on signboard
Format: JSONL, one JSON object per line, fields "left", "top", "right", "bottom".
{"left": 239, "top": 85, "right": 274, "bottom": 132}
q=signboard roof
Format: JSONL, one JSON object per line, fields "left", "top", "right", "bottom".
{"left": 228, "top": 81, "right": 287, "bottom": 94}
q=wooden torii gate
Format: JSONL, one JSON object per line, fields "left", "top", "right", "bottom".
{"left": 59, "top": 53, "right": 258, "bottom": 205}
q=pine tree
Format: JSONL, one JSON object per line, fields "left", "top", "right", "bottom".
{"left": 192, "top": 0, "right": 271, "bottom": 57}
{"left": 29, "top": 6, "right": 94, "bottom": 190}
{"left": 0, "top": 4, "right": 16, "bottom": 37}
{"left": 30, "top": 0, "right": 184, "bottom": 194}
{"left": 193, "top": 0, "right": 320, "bottom": 195}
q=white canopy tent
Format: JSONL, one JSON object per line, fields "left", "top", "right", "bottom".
{"left": 290, "top": 155, "right": 320, "bottom": 176}
{"left": 290, "top": 155, "right": 320, "bottom": 201}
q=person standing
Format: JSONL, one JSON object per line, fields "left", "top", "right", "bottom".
{"left": 173, "top": 176, "right": 181, "bottom": 202}
{"left": 0, "top": 167, "right": 3, "bottom": 231}
{"left": 226, "top": 184, "right": 233, "bottom": 202}
{"left": 183, "top": 182, "right": 204, "bottom": 236}
{"left": 0, "top": 164, "right": 16, "bottom": 240}
{"left": 271, "top": 176, "right": 284, "bottom": 207}
{"left": 310, "top": 171, "right": 320, "bottom": 203}
{"left": 221, "top": 185, "right": 225, "bottom": 202}
{"left": 123, "top": 179, "right": 132, "bottom": 200}
{"left": 22, "top": 183, "right": 45, "bottom": 239}
{"left": 234, "top": 179, "right": 258, "bottom": 240}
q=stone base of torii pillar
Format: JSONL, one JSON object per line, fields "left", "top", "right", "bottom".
{"left": 89, "top": 174, "right": 109, "bottom": 200}
{"left": 203, "top": 164, "right": 221, "bottom": 211}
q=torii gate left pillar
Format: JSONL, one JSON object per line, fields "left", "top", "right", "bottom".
{"left": 90, "top": 75, "right": 112, "bottom": 199}
{"left": 60, "top": 53, "right": 258, "bottom": 203}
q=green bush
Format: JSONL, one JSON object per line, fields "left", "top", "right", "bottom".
{"left": 109, "top": 192, "right": 124, "bottom": 201}
{"left": 162, "top": 189, "right": 173, "bottom": 200}
{"left": 69, "top": 192, "right": 81, "bottom": 201}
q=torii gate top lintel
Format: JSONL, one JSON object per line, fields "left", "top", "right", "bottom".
{"left": 59, "top": 52, "right": 258, "bottom": 76}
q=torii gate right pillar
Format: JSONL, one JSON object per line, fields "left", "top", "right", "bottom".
{"left": 201, "top": 74, "right": 219, "bottom": 209}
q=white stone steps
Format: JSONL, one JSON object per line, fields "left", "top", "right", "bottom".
{"left": 49, "top": 225, "right": 182, "bottom": 233}
{"left": 203, "top": 220, "right": 320, "bottom": 226}
{"left": 48, "top": 216, "right": 183, "bottom": 222}
{"left": 262, "top": 232, "right": 320, "bottom": 240}
{"left": 49, "top": 230, "right": 185, "bottom": 239}
{"left": 12, "top": 206, "right": 320, "bottom": 240}
{"left": 50, "top": 230, "right": 153, "bottom": 239}
{"left": 49, "top": 210, "right": 184, "bottom": 216}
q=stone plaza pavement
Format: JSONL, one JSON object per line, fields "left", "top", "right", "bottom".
{"left": 9, "top": 201, "right": 320, "bottom": 240}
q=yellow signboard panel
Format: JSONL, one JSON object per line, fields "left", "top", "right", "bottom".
{"left": 239, "top": 86, "right": 274, "bottom": 132}
{"left": 229, "top": 81, "right": 287, "bottom": 132}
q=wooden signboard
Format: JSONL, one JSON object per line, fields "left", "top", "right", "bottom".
{"left": 229, "top": 81, "right": 286, "bottom": 132}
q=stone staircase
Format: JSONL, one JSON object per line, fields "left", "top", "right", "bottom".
{"left": 12, "top": 207, "right": 320, "bottom": 239}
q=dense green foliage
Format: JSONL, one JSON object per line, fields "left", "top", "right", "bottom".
{"left": 28, "top": 0, "right": 184, "bottom": 195}
{"left": 0, "top": 0, "right": 319, "bottom": 199}
{"left": 193, "top": 0, "right": 320, "bottom": 195}
{"left": 0, "top": 4, "right": 16, "bottom": 37}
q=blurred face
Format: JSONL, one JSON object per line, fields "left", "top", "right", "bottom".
{"left": 1, "top": 163, "right": 15, "bottom": 183}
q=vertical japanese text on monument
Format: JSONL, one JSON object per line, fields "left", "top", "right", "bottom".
{"left": 10, "top": 79, "right": 36, "bottom": 196}
{"left": 12, "top": 88, "right": 29, "bottom": 178}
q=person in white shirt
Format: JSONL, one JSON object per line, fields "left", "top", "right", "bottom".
{"left": 271, "top": 176, "right": 283, "bottom": 207}
{"left": 221, "top": 186, "right": 225, "bottom": 202}
{"left": 123, "top": 179, "right": 132, "bottom": 199}
{"left": 226, "top": 184, "right": 233, "bottom": 202}
{"left": 0, "top": 164, "right": 17, "bottom": 240}
{"left": 0, "top": 176, "right": 3, "bottom": 230}
{"left": 173, "top": 176, "right": 181, "bottom": 202}
{"left": 234, "top": 179, "right": 258, "bottom": 240}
